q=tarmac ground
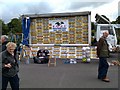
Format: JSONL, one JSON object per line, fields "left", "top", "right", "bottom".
{"left": 6, "top": 52, "right": 119, "bottom": 89}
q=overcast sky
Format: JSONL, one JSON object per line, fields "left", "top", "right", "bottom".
{"left": 0, "top": 0, "right": 119, "bottom": 23}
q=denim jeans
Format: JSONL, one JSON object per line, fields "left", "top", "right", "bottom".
{"left": 98, "top": 57, "right": 109, "bottom": 79}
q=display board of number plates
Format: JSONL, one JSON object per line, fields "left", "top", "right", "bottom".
{"left": 30, "top": 15, "right": 89, "bottom": 58}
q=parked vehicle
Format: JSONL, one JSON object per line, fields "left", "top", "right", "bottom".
{"left": 95, "top": 24, "right": 117, "bottom": 51}
{"left": 95, "top": 14, "right": 118, "bottom": 52}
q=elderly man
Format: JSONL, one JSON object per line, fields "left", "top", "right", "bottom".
{"left": 1, "top": 35, "right": 9, "bottom": 51}
{"left": 1, "top": 42, "right": 19, "bottom": 90}
{"left": 97, "top": 31, "right": 110, "bottom": 82}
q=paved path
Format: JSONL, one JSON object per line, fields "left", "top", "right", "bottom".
{"left": 18, "top": 53, "right": 119, "bottom": 89}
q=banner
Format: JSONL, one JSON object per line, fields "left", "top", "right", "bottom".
{"left": 49, "top": 20, "right": 69, "bottom": 32}
{"left": 22, "top": 17, "right": 30, "bottom": 46}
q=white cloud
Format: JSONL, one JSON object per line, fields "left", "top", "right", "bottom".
{"left": 91, "top": 0, "right": 119, "bottom": 21}
{"left": 67, "top": 0, "right": 119, "bottom": 22}
{"left": 0, "top": 0, "right": 119, "bottom": 23}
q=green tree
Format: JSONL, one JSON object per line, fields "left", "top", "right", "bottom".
{"left": 6, "top": 18, "right": 22, "bottom": 43}
{"left": 0, "top": 19, "right": 9, "bottom": 35}
{"left": 116, "top": 16, "right": 120, "bottom": 24}
{"left": 111, "top": 16, "right": 120, "bottom": 44}
{"left": 111, "top": 21, "right": 116, "bottom": 24}
{"left": 111, "top": 16, "right": 120, "bottom": 24}
{"left": 7, "top": 18, "right": 22, "bottom": 34}
{"left": 91, "top": 22, "right": 96, "bottom": 36}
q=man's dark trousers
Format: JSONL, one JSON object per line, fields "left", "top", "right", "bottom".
{"left": 2, "top": 74, "right": 19, "bottom": 90}
{"left": 98, "top": 57, "right": 109, "bottom": 79}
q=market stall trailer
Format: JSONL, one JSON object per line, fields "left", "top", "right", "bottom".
{"left": 21, "top": 11, "right": 94, "bottom": 59}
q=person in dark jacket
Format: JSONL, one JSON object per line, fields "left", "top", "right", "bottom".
{"left": 43, "top": 49, "right": 49, "bottom": 63}
{"left": 1, "top": 35, "right": 9, "bottom": 52}
{"left": 33, "top": 49, "right": 49, "bottom": 64}
{"left": 1, "top": 42, "right": 19, "bottom": 90}
{"left": 97, "top": 31, "right": 110, "bottom": 82}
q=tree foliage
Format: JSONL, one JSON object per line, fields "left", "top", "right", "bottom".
{"left": 7, "top": 18, "right": 22, "bottom": 34}
{"left": 1, "top": 18, "right": 22, "bottom": 35}
{"left": 0, "top": 19, "right": 9, "bottom": 35}
{"left": 116, "top": 16, "right": 120, "bottom": 24}
{"left": 111, "top": 16, "right": 120, "bottom": 24}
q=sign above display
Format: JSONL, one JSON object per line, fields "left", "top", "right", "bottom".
{"left": 49, "top": 20, "right": 69, "bottom": 32}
